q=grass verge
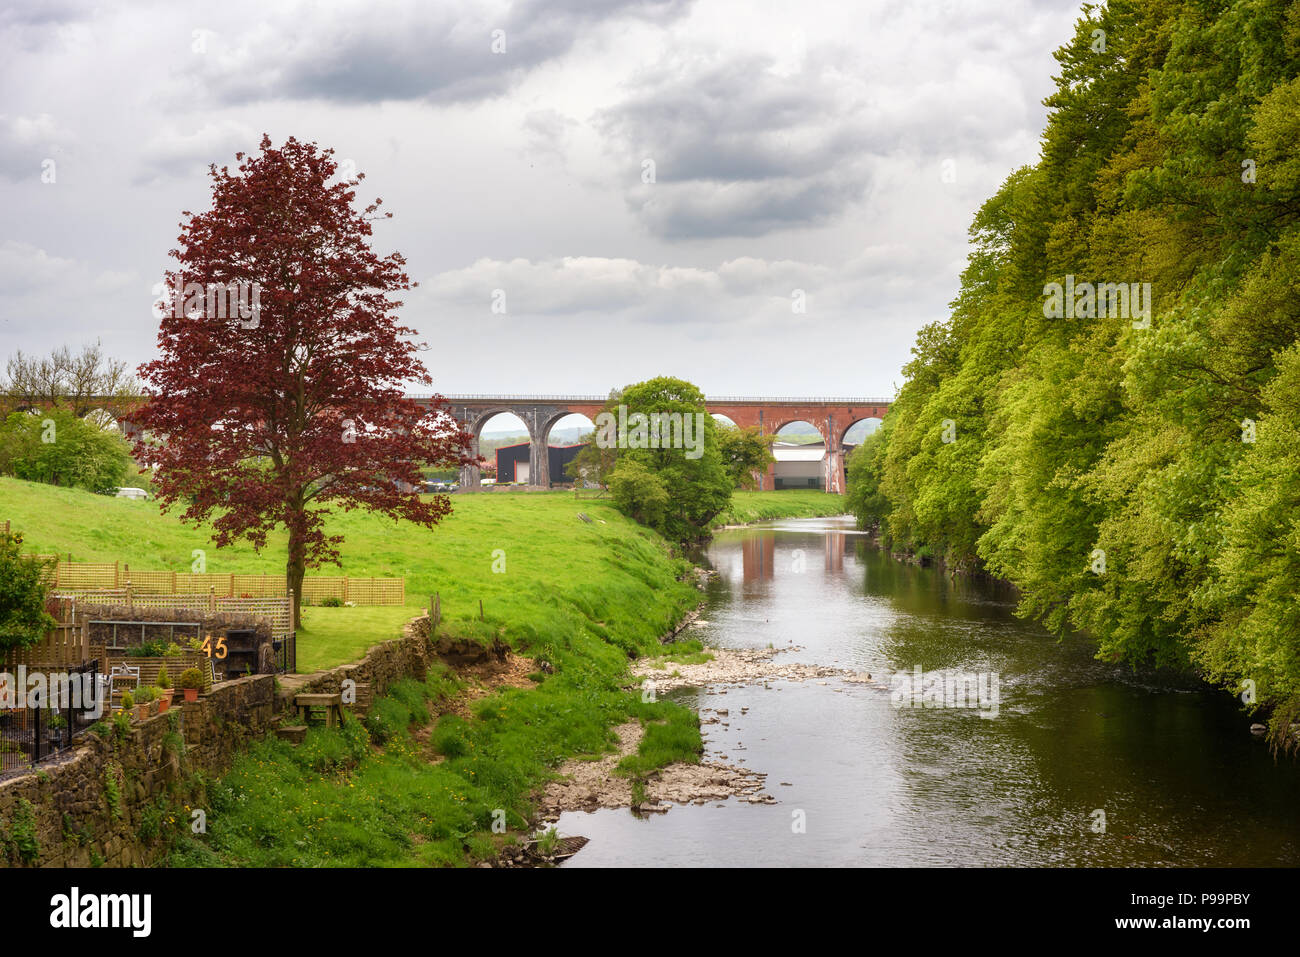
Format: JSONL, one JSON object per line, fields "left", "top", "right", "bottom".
{"left": 713, "top": 490, "right": 848, "bottom": 526}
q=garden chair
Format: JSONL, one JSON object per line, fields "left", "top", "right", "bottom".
{"left": 107, "top": 664, "right": 140, "bottom": 710}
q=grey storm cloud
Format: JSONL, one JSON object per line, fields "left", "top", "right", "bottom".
{"left": 598, "top": 55, "right": 875, "bottom": 182}
{"left": 595, "top": 54, "right": 879, "bottom": 238}
{"left": 192, "top": 0, "right": 694, "bottom": 106}
{"left": 626, "top": 175, "right": 869, "bottom": 240}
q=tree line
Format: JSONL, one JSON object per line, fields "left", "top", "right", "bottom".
{"left": 847, "top": 0, "right": 1300, "bottom": 745}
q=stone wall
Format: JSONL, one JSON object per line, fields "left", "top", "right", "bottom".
{"left": 0, "top": 621, "right": 432, "bottom": 868}
{"left": 278, "top": 620, "right": 433, "bottom": 709}
{"left": 0, "top": 708, "right": 184, "bottom": 868}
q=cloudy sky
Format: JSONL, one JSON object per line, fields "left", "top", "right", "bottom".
{"left": 0, "top": 0, "right": 1084, "bottom": 400}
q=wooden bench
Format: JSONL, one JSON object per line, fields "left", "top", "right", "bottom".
{"left": 294, "top": 693, "right": 344, "bottom": 728}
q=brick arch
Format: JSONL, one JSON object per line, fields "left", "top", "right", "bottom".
{"left": 541, "top": 409, "right": 598, "bottom": 447}
{"left": 838, "top": 414, "right": 885, "bottom": 449}
{"left": 408, "top": 394, "right": 891, "bottom": 493}
{"left": 768, "top": 417, "right": 829, "bottom": 442}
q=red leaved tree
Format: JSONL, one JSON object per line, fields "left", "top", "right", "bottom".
{"left": 136, "top": 135, "right": 470, "bottom": 627}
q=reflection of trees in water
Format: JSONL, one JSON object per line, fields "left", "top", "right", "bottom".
{"left": 849, "top": 539, "right": 1019, "bottom": 611}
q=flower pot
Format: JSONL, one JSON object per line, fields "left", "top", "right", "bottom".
{"left": 183, "top": 688, "right": 199, "bottom": 702}
{"left": 157, "top": 696, "right": 170, "bottom": 714}
{"left": 134, "top": 705, "right": 147, "bottom": 721}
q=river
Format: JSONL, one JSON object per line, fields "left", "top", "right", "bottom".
{"left": 558, "top": 515, "right": 1300, "bottom": 866}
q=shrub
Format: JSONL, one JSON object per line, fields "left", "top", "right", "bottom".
{"left": 156, "top": 666, "right": 172, "bottom": 689}
{"left": 178, "top": 668, "right": 203, "bottom": 690}
{"left": 126, "top": 639, "right": 167, "bottom": 657}
{"left": 103, "top": 766, "right": 122, "bottom": 819}
{"left": 120, "top": 691, "right": 134, "bottom": 710}
{"left": 10, "top": 799, "right": 40, "bottom": 864}
{"left": 0, "top": 530, "right": 55, "bottom": 650}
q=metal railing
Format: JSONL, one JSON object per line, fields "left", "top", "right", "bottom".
{"left": 0, "top": 660, "right": 101, "bottom": 773}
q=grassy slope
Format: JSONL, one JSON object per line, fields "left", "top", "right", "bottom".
{"left": 3, "top": 477, "right": 711, "bottom": 865}
{"left": 714, "top": 489, "right": 849, "bottom": 526}
{"left": 1, "top": 477, "right": 696, "bottom": 670}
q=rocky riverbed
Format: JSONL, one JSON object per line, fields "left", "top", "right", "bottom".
{"left": 633, "top": 643, "right": 881, "bottom": 694}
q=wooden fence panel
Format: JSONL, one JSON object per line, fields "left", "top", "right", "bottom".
{"left": 33, "top": 554, "right": 401, "bottom": 605}
{"left": 1, "top": 599, "right": 89, "bottom": 670}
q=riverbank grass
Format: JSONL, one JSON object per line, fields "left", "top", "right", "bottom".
{"left": 714, "top": 489, "right": 848, "bottom": 526}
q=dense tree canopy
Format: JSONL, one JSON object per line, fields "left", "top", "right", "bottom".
{"left": 591, "top": 376, "right": 732, "bottom": 542}
{"left": 0, "top": 407, "right": 132, "bottom": 493}
{"left": 849, "top": 0, "right": 1300, "bottom": 745}
{"left": 717, "top": 424, "right": 775, "bottom": 490}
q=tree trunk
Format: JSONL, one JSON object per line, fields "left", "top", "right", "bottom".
{"left": 287, "top": 514, "right": 307, "bottom": 630}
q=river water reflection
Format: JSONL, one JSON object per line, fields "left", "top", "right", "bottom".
{"left": 559, "top": 516, "right": 1300, "bottom": 866}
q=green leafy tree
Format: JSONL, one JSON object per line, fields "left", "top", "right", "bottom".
{"left": 0, "top": 531, "right": 55, "bottom": 651}
{"left": 599, "top": 376, "right": 731, "bottom": 542}
{"left": 846, "top": 0, "right": 1300, "bottom": 743}
{"left": 608, "top": 458, "right": 670, "bottom": 530}
{"left": 716, "top": 424, "right": 774, "bottom": 490}
{"left": 564, "top": 431, "right": 618, "bottom": 487}
{"left": 0, "top": 407, "right": 131, "bottom": 493}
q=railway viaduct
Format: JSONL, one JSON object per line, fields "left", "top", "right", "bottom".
{"left": 414, "top": 395, "right": 892, "bottom": 494}
{"left": 28, "top": 392, "right": 891, "bottom": 495}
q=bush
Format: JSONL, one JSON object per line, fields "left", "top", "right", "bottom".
{"left": 120, "top": 691, "right": 135, "bottom": 710}
{"left": 155, "top": 666, "right": 171, "bottom": 688}
{"left": 178, "top": 668, "right": 203, "bottom": 690}
{"left": 0, "top": 407, "right": 131, "bottom": 493}
{"left": 126, "top": 639, "right": 167, "bottom": 657}
{"left": 296, "top": 714, "right": 370, "bottom": 772}
{"left": 0, "top": 530, "right": 55, "bottom": 650}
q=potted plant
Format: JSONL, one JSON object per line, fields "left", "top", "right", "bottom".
{"left": 179, "top": 667, "right": 203, "bottom": 702}
{"left": 155, "top": 667, "right": 173, "bottom": 713}
{"left": 120, "top": 690, "right": 135, "bottom": 718}
{"left": 134, "top": 685, "right": 156, "bottom": 719}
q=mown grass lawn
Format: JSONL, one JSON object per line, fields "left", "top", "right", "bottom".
{"left": 296, "top": 606, "right": 416, "bottom": 672}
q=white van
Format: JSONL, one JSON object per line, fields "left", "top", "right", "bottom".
{"left": 113, "top": 487, "right": 150, "bottom": 500}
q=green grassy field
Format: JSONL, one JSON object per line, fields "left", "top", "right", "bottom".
{"left": 1, "top": 477, "right": 703, "bottom": 670}
{"left": 714, "top": 489, "right": 848, "bottom": 526}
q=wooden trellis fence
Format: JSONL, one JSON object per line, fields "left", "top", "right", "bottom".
{"left": 31, "top": 558, "right": 404, "bottom": 606}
